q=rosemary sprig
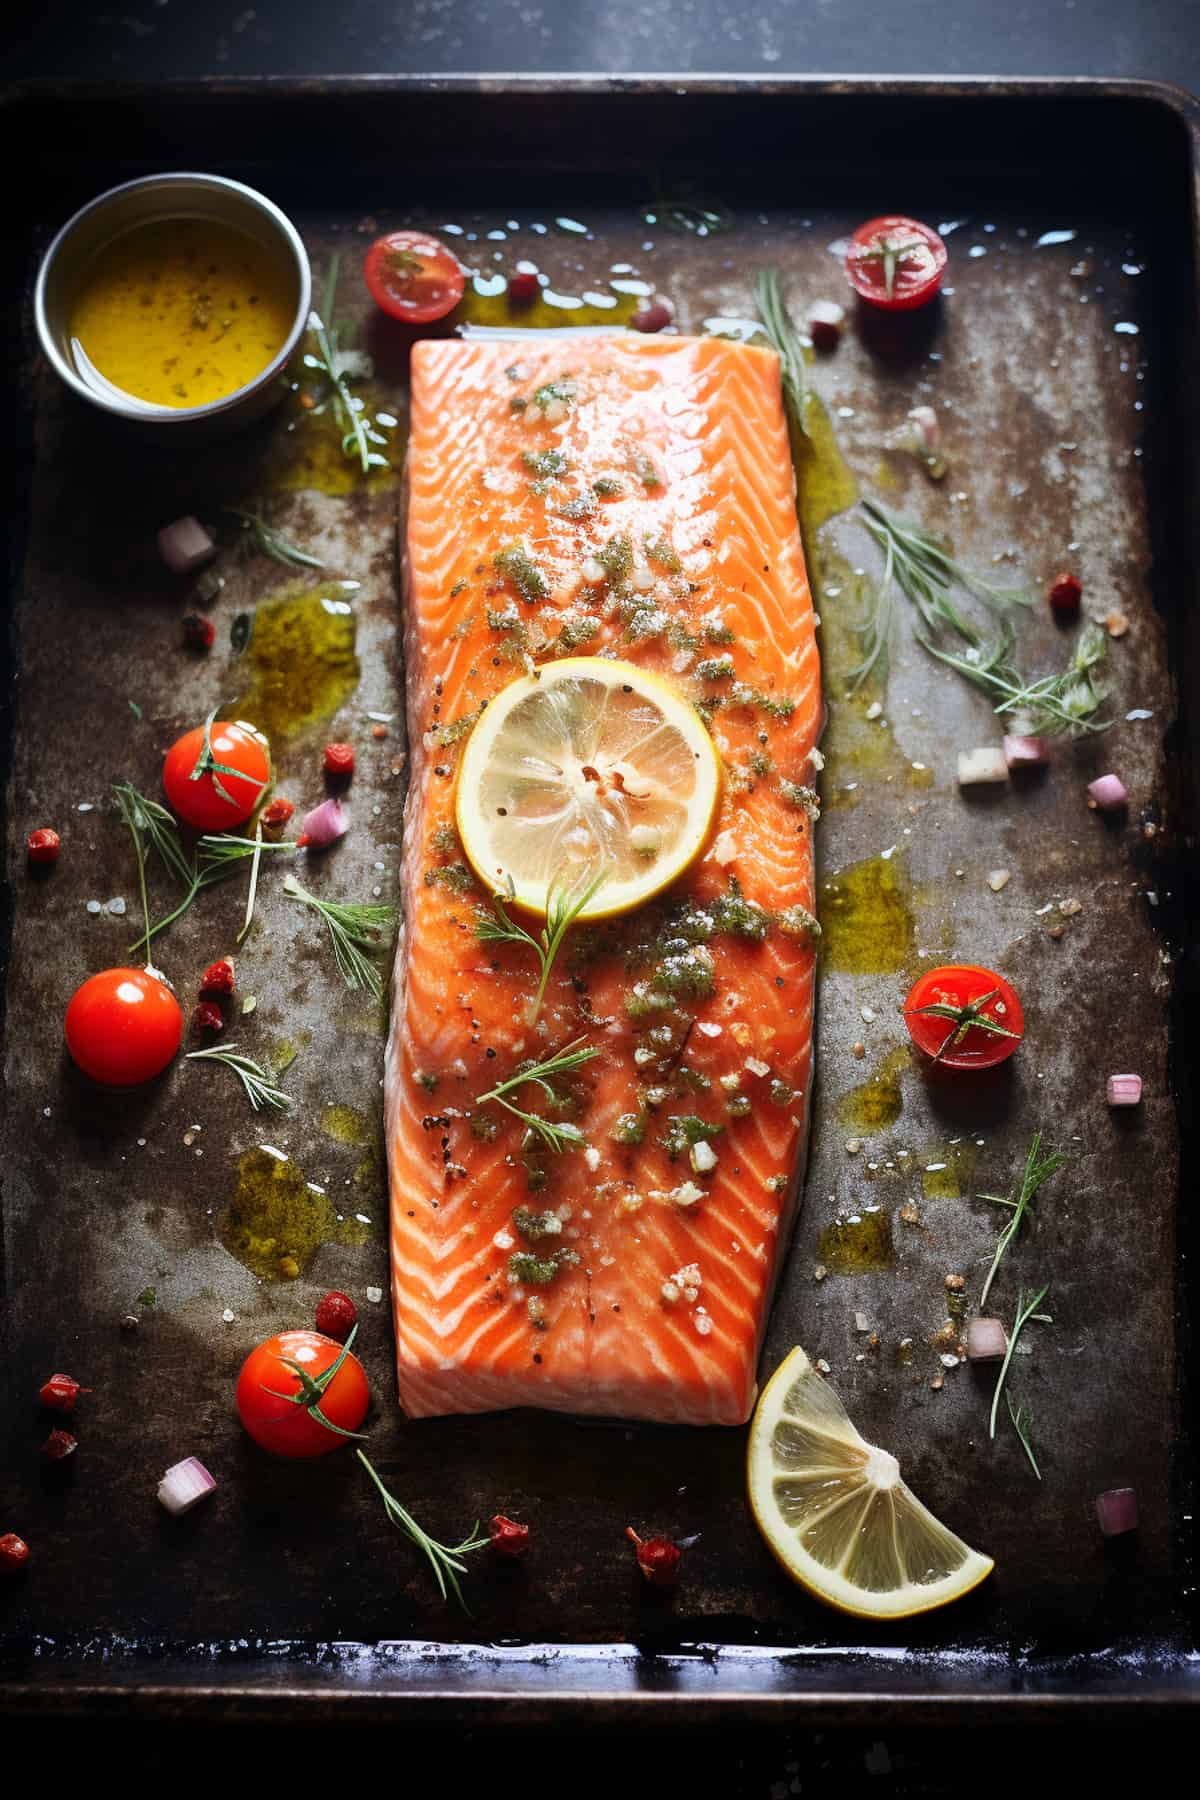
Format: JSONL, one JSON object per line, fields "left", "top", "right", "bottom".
{"left": 305, "top": 255, "right": 388, "bottom": 476}
{"left": 476, "top": 868, "right": 605, "bottom": 1024}
{"left": 133, "top": 832, "right": 296, "bottom": 953}
{"left": 977, "top": 1133, "right": 1068, "bottom": 1310}
{"left": 357, "top": 1449, "right": 489, "bottom": 1609}
{"left": 1006, "top": 1390, "right": 1041, "bottom": 1480}
{"left": 477, "top": 1038, "right": 600, "bottom": 1155}
{"left": 988, "top": 1284, "right": 1052, "bottom": 1440}
{"left": 283, "top": 873, "right": 396, "bottom": 998}
{"left": 756, "top": 269, "right": 810, "bottom": 440}
{"left": 225, "top": 501, "right": 325, "bottom": 570}
{"left": 858, "top": 499, "right": 1108, "bottom": 732}
{"left": 185, "top": 1043, "right": 292, "bottom": 1111}
{"left": 113, "top": 783, "right": 193, "bottom": 959}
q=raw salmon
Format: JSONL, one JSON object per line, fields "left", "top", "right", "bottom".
{"left": 385, "top": 332, "right": 820, "bottom": 1425}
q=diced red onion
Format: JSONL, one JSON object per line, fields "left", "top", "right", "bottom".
{"left": 157, "top": 1456, "right": 217, "bottom": 1516}
{"left": 1088, "top": 774, "right": 1128, "bottom": 811}
{"left": 300, "top": 797, "right": 348, "bottom": 849}
{"left": 1106, "top": 1073, "right": 1142, "bottom": 1107}
{"left": 965, "top": 1317, "right": 1008, "bottom": 1362}
{"left": 957, "top": 747, "right": 1009, "bottom": 787}
{"left": 1004, "top": 735, "right": 1050, "bottom": 769}
{"left": 1095, "top": 1486, "right": 1138, "bottom": 1537}
{"left": 907, "top": 404, "right": 941, "bottom": 453}
{"left": 157, "top": 516, "right": 216, "bottom": 575}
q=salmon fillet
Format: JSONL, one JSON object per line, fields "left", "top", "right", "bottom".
{"left": 385, "top": 332, "right": 820, "bottom": 1425}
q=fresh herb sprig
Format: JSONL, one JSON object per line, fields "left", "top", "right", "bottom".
{"left": 113, "top": 783, "right": 194, "bottom": 960}
{"left": 186, "top": 1043, "right": 292, "bottom": 1111}
{"left": 476, "top": 868, "right": 605, "bottom": 1024}
{"left": 756, "top": 269, "right": 810, "bottom": 441}
{"left": 988, "top": 1283, "right": 1052, "bottom": 1441}
{"left": 856, "top": 499, "right": 1108, "bottom": 732}
{"left": 283, "top": 873, "right": 396, "bottom": 998}
{"left": 305, "top": 255, "right": 389, "bottom": 476}
{"left": 357, "top": 1449, "right": 489, "bottom": 1610}
{"left": 1006, "top": 1391, "right": 1041, "bottom": 1480}
{"left": 977, "top": 1133, "right": 1068, "bottom": 1310}
{"left": 132, "top": 829, "right": 296, "bottom": 953}
{"left": 477, "top": 1038, "right": 600, "bottom": 1155}
{"left": 225, "top": 502, "right": 325, "bottom": 570}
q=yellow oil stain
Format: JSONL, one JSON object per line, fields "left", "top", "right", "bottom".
{"left": 220, "top": 1146, "right": 370, "bottom": 1282}
{"left": 236, "top": 582, "right": 360, "bottom": 742}
{"left": 820, "top": 855, "right": 916, "bottom": 975}
{"left": 836, "top": 1043, "right": 912, "bottom": 1134}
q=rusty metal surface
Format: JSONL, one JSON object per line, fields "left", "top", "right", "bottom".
{"left": 0, "top": 78, "right": 1197, "bottom": 1714}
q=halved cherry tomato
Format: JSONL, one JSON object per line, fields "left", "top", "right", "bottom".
{"left": 845, "top": 215, "right": 947, "bottom": 312}
{"left": 65, "top": 967, "right": 183, "bottom": 1086}
{"left": 236, "top": 1328, "right": 369, "bottom": 1459}
{"left": 163, "top": 719, "right": 270, "bottom": 831}
{"left": 364, "top": 231, "right": 465, "bottom": 324}
{"left": 904, "top": 964, "right": 1024, "bottom": 1070}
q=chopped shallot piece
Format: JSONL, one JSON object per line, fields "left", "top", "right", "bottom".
{"left": 1095, "top": 1486, "right": 1138, "bottom": 1537}
{"left": 1106, "top": 1073, "right": 1142, "bottom": 1107}
{"left": 965, "top": 1317, "right": 1008, "bottom": 1362}
{"left": 157, "top": 516, "right": 216, "bottom": 575}
{"left": 1087, "top": 774, "right": 1128, "bottom": 812}
{"left": 300, "top": 797, "right": 349, "bottom": 849}
{"left": 957, "top": 748, "right": 1009, "bottom": 787}
{"left": 1003, "top": 735, "right": 1050, "bottom": 769}
{"left": 157, "top": 1456, "right": 217, "bottom": 1517}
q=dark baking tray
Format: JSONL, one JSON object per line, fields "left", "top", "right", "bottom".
{"left": 1, "top": 75, "right": 1198, "bottom": 1722}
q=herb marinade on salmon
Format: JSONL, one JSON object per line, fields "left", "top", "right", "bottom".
{"left": 385, "top": 334, "right": 820, "bottom": 1425}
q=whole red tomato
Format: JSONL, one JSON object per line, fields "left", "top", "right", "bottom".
{"left": 65, "top": 967, "right": 183, "bottom": 1085}
{"left": 236, "top": 1329, "right": 369, "bottom": 1459}
{"left": 163, "top": 718, "right": 270, "bottom": 831}
{"left": 904, "top": 964, "right": 1024, "bottom": 1070}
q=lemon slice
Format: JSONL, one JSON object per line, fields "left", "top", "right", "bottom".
{"left": 456, "top": 656, "right": 721, "bottom": 920}
{"left": 747, "top": 1347, "right": 994, "bottom": 1619}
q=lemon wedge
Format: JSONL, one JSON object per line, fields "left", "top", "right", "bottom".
{"left": 455, "top": 656, "right": 722, "bottom": 920}
{"left": 747, "top": 1346, "right": 994, "bottom": 1619}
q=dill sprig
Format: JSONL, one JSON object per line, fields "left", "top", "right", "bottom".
{"left": 988, "top": 1284, "right": 1052, "bottom": 1441}
{"left": 225, "top": 501, "right": 324, "bottom": 570}
{"left": 238, "top": 822, "right": 266, "bottom": 945}
{"left": 1006, "top": 1391, "right": 1041, "bottom": 1480}
{"left": 477, "top": 1038, "right": 600, "bottom": 1155}
{"left": 185, "top": 1043, "right": 292, "bottom": 1111}
{"left": 356, "top": 1449, "right": 489, "bottom": 1610}
{"left": 857, "top": 499, "right": 1108, "bottom": 732}
{"left": 475, "top": 868, "right": 605, "bottom": 1023}
{"left": 756, "top": 269, "right": 810, "bottom": 441}
{"left": 283, "top": 873, "right": 396, "bottom": 998}
{"left": 305, "top": 255, "right": 389, "bottom": 476}
{"left": 977, "top": 1133, "right": 1068, "bottom": 1310}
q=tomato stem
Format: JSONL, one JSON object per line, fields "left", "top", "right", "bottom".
{"left": 259, "top": 1323, "right": 369, "bottom": 1441}
{"left": 906, "top": 987, "right": 1023, "bottom": 1063}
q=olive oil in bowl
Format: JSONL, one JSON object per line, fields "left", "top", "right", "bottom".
{"left": 69, "top": 216, "right": 297, "bottom": 410}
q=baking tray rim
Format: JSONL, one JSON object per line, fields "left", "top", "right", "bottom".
{"left": 2, "top": 69, "right": 1197, "bottom": 1718}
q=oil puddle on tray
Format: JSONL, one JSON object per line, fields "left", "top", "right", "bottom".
{"left": 219, "top": 1145, "right": 371, "bottom": 1282}
{"left": 235, "top": 581, "right": 361, "bottom": 741}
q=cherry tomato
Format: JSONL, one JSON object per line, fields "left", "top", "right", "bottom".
{"left": 65, "top": 967, "right": 183, "bottom": 1086}
{"left": 364, "top": 231, "right": 465, "bottom": 324}
{"left": 163, "top": 719, "right": 270, "bottom": 831}
{"left": 904, "top": 964, "right": 1024, "bottom": 1070}
{"left": 27, "top": 827, "right": 61, "bottom": 863}
{"left": 845, "top": 215, "right": 947, "bottom": 312}
{"left": 235, "top": 1329, "right": 369, "bottom": 1459}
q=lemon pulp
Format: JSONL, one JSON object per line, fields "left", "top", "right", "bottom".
{"left": 455, "top": 656, "right": 721, "bottom": 920}
{"left": 747, "top": 1346, "right": 994, "bottom": 1619}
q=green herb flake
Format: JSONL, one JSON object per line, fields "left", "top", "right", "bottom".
{"left": 593, "top": 476, "right": 626, "bottom": 498}
{"left": 730, "top": 681, "right": 795, "bottom": 720}
{"left": 776, "top": 905, "right": 821, "bottom": 941}
{"left": 635, "top": 454, "right": 661, "bottom": 490}
{"left": 508, "top": 1249, "right": 578, "bottom": 1286}
{"left": 710, "top": 880, "right": 771, "bottom": 943}
{"left": 432, "top": 706, "right": 483, "bottom": 748}
{"left": 558, "top": 494, "right": 597, "bottom": 521}
{"left": 644, "top": 536, "right": 682, "bottom": 574}
{"left": 494, "top": 543, "right": 549, "bottom": 604}
{"left": 522, "top": 449, "right": 569, "bottom": 479}
{"left": 598, "top": 534, "right": 633, "bottom": 582}
{"left": 659, "top": 1115, "right": 725, "bottom": 1160}
{"left": 727, "top": 1093, "right": 753, "bottom": 1119}
{"left": 512, "top": 1206, "right": 564, "bottom": 1241}
{"left": 424, "top": 863, "right": 477, "bottom": 895}
{"left": 696, "top": 655, "right": 736, "bottom": 682}
{"left": 533, "top": 378, "right": 577, "bottom": 412}
{"left": 769, "top": 1078, "right": 796, "bottom": 1107}
{"left": 611, "top": 1110, "right": 647, "bottom": 1147}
